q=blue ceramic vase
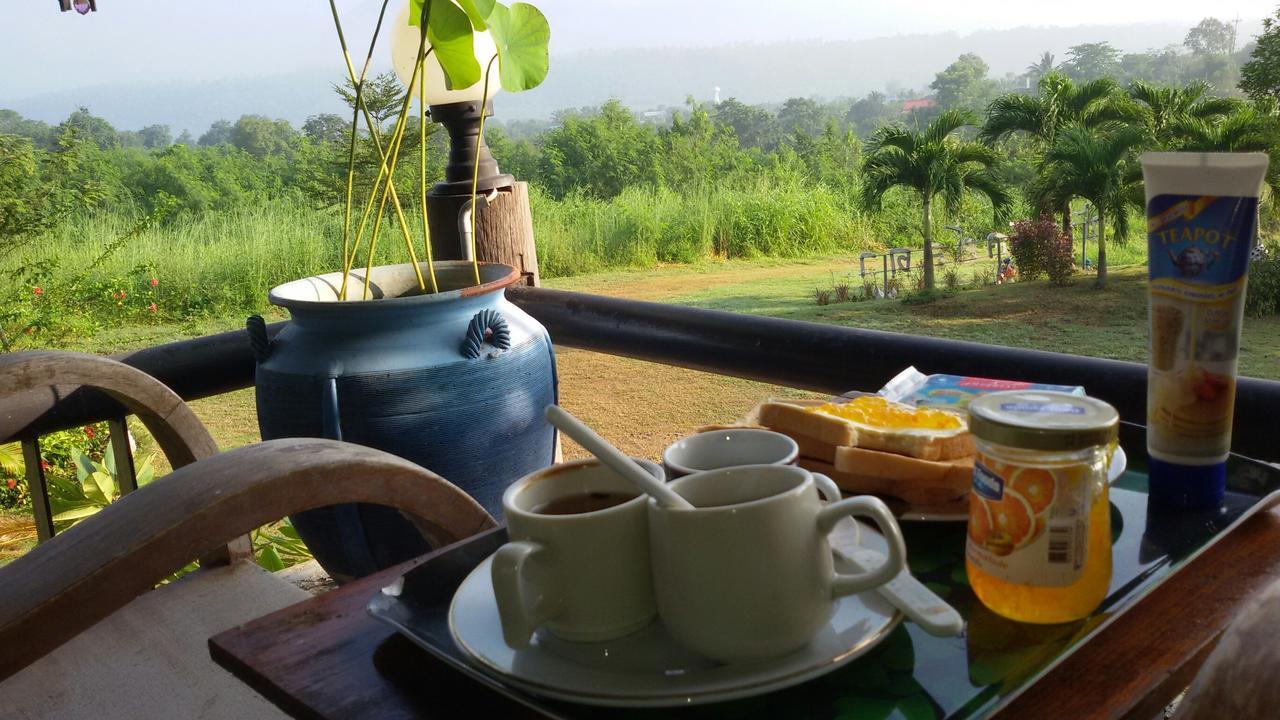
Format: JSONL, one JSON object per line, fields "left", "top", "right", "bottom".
{"left": 251, "top": 261, "right": 557, "bottom": 580}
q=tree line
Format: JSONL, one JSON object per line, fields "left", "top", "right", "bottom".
{"left": 5, "top": 12, "right": 1280, "bottom": 291}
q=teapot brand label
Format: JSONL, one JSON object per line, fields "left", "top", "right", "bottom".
{"left": 966, "top": 453, "right": 1090, "bottom": 587}
{"left": 1147, "top": 193, "right": 1256, "bottom": 463}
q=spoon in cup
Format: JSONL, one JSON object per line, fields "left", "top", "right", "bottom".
{"left": 545, "top": 405, "right": 694, "bottom": 510}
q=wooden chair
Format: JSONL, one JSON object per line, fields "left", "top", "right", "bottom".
{"left": 0, "top": 351, "right": 496, "bottom": 719}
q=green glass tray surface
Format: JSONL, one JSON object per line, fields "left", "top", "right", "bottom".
{"left": 368, "top": 423, "right": 1280, "bottom": 719}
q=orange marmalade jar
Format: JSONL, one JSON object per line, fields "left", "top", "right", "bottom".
{"left": 965, "top": 391, "right": 1119, "bottom": 624}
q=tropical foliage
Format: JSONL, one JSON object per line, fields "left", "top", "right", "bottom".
{"left": 1127, "top": 80, "right": 1242, "bottom": 146}
{"left": 863, "top": 109, "right": 1013, "bottom": 290}
{"left": 1241, "top": 8, "right": 1280, "bottom": 103}
{"left": 49, "top": 441, "right": 156, "bottom": 528}
{"left": 1027, "top": 125, "right": 1145, "bottom": 288}
{"left": 980, "top": 72, "right": 1133, "bottom": 230}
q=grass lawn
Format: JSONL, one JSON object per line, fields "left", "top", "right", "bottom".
{"left": 551, "top": 259, "right": 1280, "bottom": 378}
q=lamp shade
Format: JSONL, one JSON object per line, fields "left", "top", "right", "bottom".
{"left": 390, "top": 3, "right": 499, "bottom": 106}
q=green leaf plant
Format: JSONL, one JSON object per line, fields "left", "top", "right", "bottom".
{"left": 48, "top": 440, "right": 155, "bottom": 528}
{"left": 329, "top": 0, "right": 550, "bottom": 299}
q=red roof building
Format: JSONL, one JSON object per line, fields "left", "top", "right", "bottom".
{"left": 901, "top": 98, "right": 936, "bottom": 112}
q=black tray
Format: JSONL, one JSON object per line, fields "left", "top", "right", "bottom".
{"left": 368, "top": 423, "right": 1280, "bottom": 719}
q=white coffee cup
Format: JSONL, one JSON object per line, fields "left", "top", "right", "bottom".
{"left": 648, "top": 464, "right": 906, "bottom": 662}
{"left": 491, "top": 457, "right": 663, "bottom": 649}
{"left": 663, "top": 428, "right": 799, "bottom": 479}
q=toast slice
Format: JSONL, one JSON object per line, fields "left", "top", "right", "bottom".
{"left": 758, "top": 402, "right": 857, "bottom": 447}
{"left": 834, "top": 446, "right": 972, "bottom": 497}
{"left": 798, "top": 458, "right": 969, "bottom": 507}
{"left": 810, "top": 401, "right": 973, "bottom": 462}
{"left": 793, "top": 434, "right": 838, "bottom": 464}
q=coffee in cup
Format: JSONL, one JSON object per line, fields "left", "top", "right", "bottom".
{"left": 492, "top": 458, "right": 663, "bottom": 649}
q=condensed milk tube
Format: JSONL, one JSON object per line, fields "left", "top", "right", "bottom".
{"left": 1141, "top": 152, "right": 1268, "bottom": 507}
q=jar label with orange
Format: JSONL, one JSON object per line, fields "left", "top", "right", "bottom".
{"left": 966, "top": 456, "right": 1090, "bottom": 587}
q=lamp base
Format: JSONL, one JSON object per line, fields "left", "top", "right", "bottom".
{"left": 432, "top": 174, "right": 515, "bottom": 196}
{"left": 430, "top": 100, "right": 513, "bottom": 195}
{"left": 426, "top": 188, "right": 508, "bottom": 261}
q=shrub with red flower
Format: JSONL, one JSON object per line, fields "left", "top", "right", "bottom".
{"left": 1008, "top": 216, "right": 1076, "bottom": 287}
{"left": 32, "top": 287, "right": 43, "bottom": 296}
{"left": 149, "top": 277, "right": 158, "bottom": 287}
{"left": 148, "top": 303, "right": 158, "bottom": 314}
{"left": 83, "top": 425, "right": 95, "bottom": 439}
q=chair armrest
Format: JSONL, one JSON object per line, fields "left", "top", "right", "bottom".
{"left": 0, "top": 350, "right": 218, "bottom": 465}
{"left": 0, "top": 438, "right": 496, "bottom": 680}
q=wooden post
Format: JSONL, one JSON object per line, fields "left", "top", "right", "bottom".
{"left": 22, "top": 439, "right": 54, "bottom": 542}
{"left": 107, "top": 417, "right": 138, "bottom": 495}
{"left": 474, "top": 181, "right": 540, "bottom": 287}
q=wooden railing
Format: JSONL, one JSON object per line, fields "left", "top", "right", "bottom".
{"left": 8, "top": 286, "right": 1280, "bottom": 540}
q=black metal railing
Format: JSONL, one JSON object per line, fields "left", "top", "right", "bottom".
{"left": 7, "top": 287, "right": 1280, "bottom": 538}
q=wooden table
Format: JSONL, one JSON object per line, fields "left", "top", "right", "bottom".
{"left": 211, "top": 508, "right": 1280, "bottom": 719}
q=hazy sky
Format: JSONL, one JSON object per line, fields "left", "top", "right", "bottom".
{"left": 1, "top": 0, "right": 1275, "bottom": 99}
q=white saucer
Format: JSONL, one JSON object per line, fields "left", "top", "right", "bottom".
{"left": 448, "top": 524, "right": 902, "bottom": 708}
{"left": 899, "top": 445, "right": 1129, "bottom": 522}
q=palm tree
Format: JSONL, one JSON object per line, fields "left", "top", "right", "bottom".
{"left": 1168, "top": 108, "right": 1276, "bottom": 152}
{"left": 1025, "top": 52, "right": 1055, "bottom": 85}
{"left": 1171, "top": 108, "right": 1280, "bottom": 234}
{"left": 1128, "top": 80, "right": 1242, "bottom": 148}
{"left": 1029, "top": 125, "right": 1145, "bottom": 289}
{"left": 981, "top": 71, "right": 1133, "bottom": 231}
{"left": 863, "top": 109, "right": 1013, "bottom": 291}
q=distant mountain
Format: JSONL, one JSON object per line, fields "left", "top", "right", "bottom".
{"left": 1, "top": 20, "right": 1259, "bottom": 132}
{"left": 4, "top": 71, "right": 347, "bottom": 138}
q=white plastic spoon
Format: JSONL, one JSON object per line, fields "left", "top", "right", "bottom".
{"left": 545, "top": 405, "right": 694, "bottom": 510}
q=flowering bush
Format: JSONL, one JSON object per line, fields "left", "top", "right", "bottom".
{"left": 1, "top": 261, "right": 165, "bottom": 351}
{"left": 1008, "top": 216, "right": 1075, "bottom": 286}
{"left": 1, "top": 197, "right": 174, "bottom": 351}
{"left": 0, "top": 424, "right": 110, "bottom": 511}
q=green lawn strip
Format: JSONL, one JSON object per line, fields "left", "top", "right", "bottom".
{"left": 660, "top": 264, "right": 1280, "bottom": 379}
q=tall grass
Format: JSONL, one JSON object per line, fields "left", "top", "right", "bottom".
{"left": 10, "top": 184, "right": 1151, "bottom": 323}
{"left": 19, "top": 202, "right": 392, "bottom": 317}
{"left": 531, "top": 182, "right": 875, "bottom": 276}
{"left": 530, "top": 180, "right": 1023, "bottom": 278}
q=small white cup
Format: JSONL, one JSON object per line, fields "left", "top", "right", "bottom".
{"left": 662, "top": 428, "right": 799, "bottom": 479}
{"left": 492, "top": 458, "right": 664, "bottom": 649}
{"left": 648, "top": 464, "right": 906, "bottom": 663}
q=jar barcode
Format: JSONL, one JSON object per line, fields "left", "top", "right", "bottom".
{"left": 1048, "top": 525, "right": 1072, "bottom": 564}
